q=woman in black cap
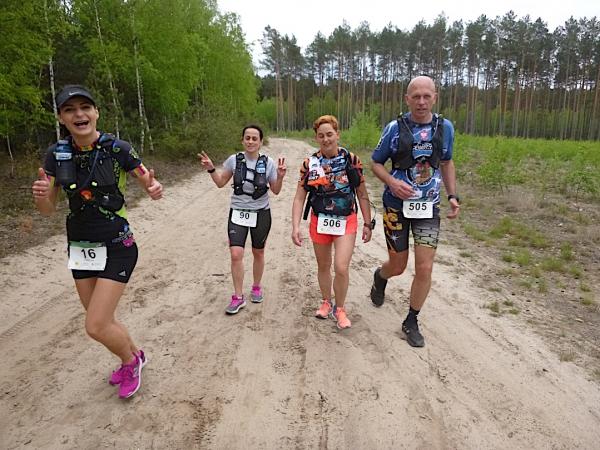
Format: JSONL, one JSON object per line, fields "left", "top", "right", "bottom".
{"left": 31, "top": 85, "right": 163, "bottom": 399}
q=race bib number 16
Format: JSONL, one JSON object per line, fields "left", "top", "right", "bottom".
{"left": 68, "top": 241, "right": 107, "bottom": 271}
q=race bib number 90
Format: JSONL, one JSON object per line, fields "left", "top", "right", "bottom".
{"left": 68, "top": 241, "right": 107, "bottom": 271}
{"left": 232, "top": 209, "right": 258, "bottom": 228}
{"left": 402, "top": 200, "right": 433, "bottom": 219}
{"left": 317, "top": 214, "right": 347, "bottom": 235}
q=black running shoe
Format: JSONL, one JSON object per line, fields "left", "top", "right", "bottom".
{"left": 370, "top": 267, "right": 387, "bottom": 307}
{"left": 402, "top": 319, "right": 425, "bottom": 347}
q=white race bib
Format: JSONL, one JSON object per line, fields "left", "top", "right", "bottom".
{"left": 402, "top": 200, "right": 434, "bottom": 219}
{"left": 68, "top": 242, "right": 107, "bottom": 271}
{"left": 317, "top": 214, "right": 347, "bottom": 235}
{"left": 232, "top": 209, "right": 258, "bottom": 228}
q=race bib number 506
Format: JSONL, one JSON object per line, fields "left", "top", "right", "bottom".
{"left": 317, "top": 214, "right": 347, "bottom": 235}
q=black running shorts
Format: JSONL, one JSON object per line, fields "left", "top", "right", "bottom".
{"left": 228, "top": 208, "right": 272, "bottom": 249}
{"left": 382, "top": 206, "right": 441, "bottom": 252}
{"left": 71, "top": 242, "right": 138, "bottom": 283}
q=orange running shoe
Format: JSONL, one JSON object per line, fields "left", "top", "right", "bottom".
{"left": 315, "top": 299, "right": 333, "bottom": 319}
{"left": 334, "top": 306, "right": 351, "bottom": 329}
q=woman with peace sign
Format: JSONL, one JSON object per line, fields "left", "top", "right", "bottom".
{"left": 199, "top": 125, "right": 286, "bottom": 314}
{"left": 32, "top": 85, "right": 163, "bottom": 399}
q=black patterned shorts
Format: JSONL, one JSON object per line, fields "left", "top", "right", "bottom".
{"left": 382, "top": 206, "right": 440, "bottom": 252}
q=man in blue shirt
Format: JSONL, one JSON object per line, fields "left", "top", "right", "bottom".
{"left": 370, "top": 76, "right": 460, "bottom": 347}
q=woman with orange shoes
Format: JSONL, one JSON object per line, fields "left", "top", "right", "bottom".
{"left": 291, "top": 115, "right": 373, "bottom": 329}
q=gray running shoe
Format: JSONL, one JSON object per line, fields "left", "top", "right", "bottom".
{"left": 402, "top": 319, "right": 425, "bottom": 347}
{"left": 370, "top": 267, "right": 387, "bottom": 307}
{"left": 226, "top": 295, "right": 246, "bottom": 314}
{"left": 250, "top": 285, "right": 264, "bottom": 303}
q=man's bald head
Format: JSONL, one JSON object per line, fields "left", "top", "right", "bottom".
{"left": 405, "top": 76, "right": 437, "bottom": 123}
{"left": 406, "top": 76, "right": 436, "bottom": 95}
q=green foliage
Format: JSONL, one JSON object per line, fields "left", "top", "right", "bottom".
{"left": 341, "top": 111, "right": 381, "bottom": 151}
{"left": 457, "top": 134, "right": 600, "bottom": 202}
{"left": 0, "top": 0, "right": 54, "bottom": 138}
{"left": 304, "top": 92, "right": 338, "bottom": 126}
{"left": 1, "top": 0, "right": 257, "bottom": 158}
{"left": 254, "top": 98, "right": 277, "bottom": 132}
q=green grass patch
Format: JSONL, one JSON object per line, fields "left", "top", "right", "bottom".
{"left": 581, "top": 296, "right": 596, "bottom": 306}
{"left": 559, "top": 351, "right": 576, "bottom": 362}
{"left": 540, "top": 257, "right": 565, "bottom": 273}
{"left": 488, "top": 216, "right": 547, "bottom": 248}
{"left": 462, "top": 223, "right": 488, "bottom": 241}
{"left": 518, "top": 279, "right": 533, "bottom": 289}
{"left": 560, "top": 243, "right": 574, "bottom": 261}
{"left": 569, "top": 266, "right": 583, "bottom": 279}
{"left": 486, "top": 301, "right": 501, "bottom": 314}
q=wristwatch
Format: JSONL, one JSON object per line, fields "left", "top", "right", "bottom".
{"left": 364, "top": 218, "right": 376, "bottom": 230}
{"left": 447, "top": 194, "right": 460, "bottom": 203}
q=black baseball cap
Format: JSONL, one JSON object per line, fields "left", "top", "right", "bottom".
{"left": 55, "top": 85, "right": 96, "bottom": 109}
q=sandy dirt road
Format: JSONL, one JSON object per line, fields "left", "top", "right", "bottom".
{"left": 1, "top": 138, "right": 599, "bottom": 449}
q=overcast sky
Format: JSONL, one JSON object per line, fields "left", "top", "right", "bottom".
{"left": 217, "top": 0, "right": 598, "bottom": 68}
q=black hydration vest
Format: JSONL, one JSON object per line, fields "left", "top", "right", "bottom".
{"left": 233, "top": 153, "right": 269, "bottom": 200}
{"left": 302, "top": 148, "right": 361, "bottom": 219}
{"left": 392, "top": 113, "right": 444, "bottom": 170}
{"left": 53, "top": 133, "right": 125, "bottom": 215}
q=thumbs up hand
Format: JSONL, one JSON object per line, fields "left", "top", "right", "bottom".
{"left": 145, "top": 168, "right": 163, "bottom": 200}
{"left": 32, "top": 168, "right": 50, "bottom": 199}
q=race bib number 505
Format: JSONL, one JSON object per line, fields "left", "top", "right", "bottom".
{"left": 402, "top": 200, "right": 433, "bottom": 219}
{"left": 68, "top": 241, "right": 107, "bottom": 271}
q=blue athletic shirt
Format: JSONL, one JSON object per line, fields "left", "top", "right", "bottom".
{"left": 371, "top": 113, "right": 454, "bottom": 211}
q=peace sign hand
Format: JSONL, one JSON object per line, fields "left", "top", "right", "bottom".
{"left": 198, "top": 151, "right": 215, "bottom": 172}
{"left": 277, "top": 157, "right": 287, "bottom": 178}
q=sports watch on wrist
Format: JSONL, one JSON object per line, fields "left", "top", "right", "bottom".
{"left": 364, "top": 218, "right": 376, "bottom": 230}
{"left": 447, "top": 194, "right": 460, "bottom": 203}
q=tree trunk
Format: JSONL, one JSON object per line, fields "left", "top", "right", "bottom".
{"left": 589, "top": 64, "right": 600, "bottom": 140}
{"left": 134, "top": 38, "right": 145, "bottom": 153}
{"left": 43, "top": 0, "right": 60, "bottom": 140}
{"left": 93, "top": 0, "right": 120, "bottom": 137}
{"left": 6, "top": 133, "right": 15, "bottom": 178}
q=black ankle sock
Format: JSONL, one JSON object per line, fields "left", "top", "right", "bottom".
{"left": 405, "top": 307, "right": 420, "bottom": 324}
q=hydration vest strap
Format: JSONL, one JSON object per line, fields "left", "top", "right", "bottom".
{"left": 233, "top": 153, "right": 247, "bottom": 196}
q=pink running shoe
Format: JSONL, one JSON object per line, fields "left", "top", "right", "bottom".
{"left": 315, "top": 299, "right": 333, "bottom": 319}
{"left": 109, "top": 350, "right": 147, "bottom": 385}
{"left": 226, "top": 295, "right": 246, "bottom": 314}
{"left": 250, "top": 285, "right": 264, "bottom": 303}
{"left": 334, "top": 306, "right": 351, "bottom": 329}
{"left": 118, "top": 354, "right": 143, "bottom": 399}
